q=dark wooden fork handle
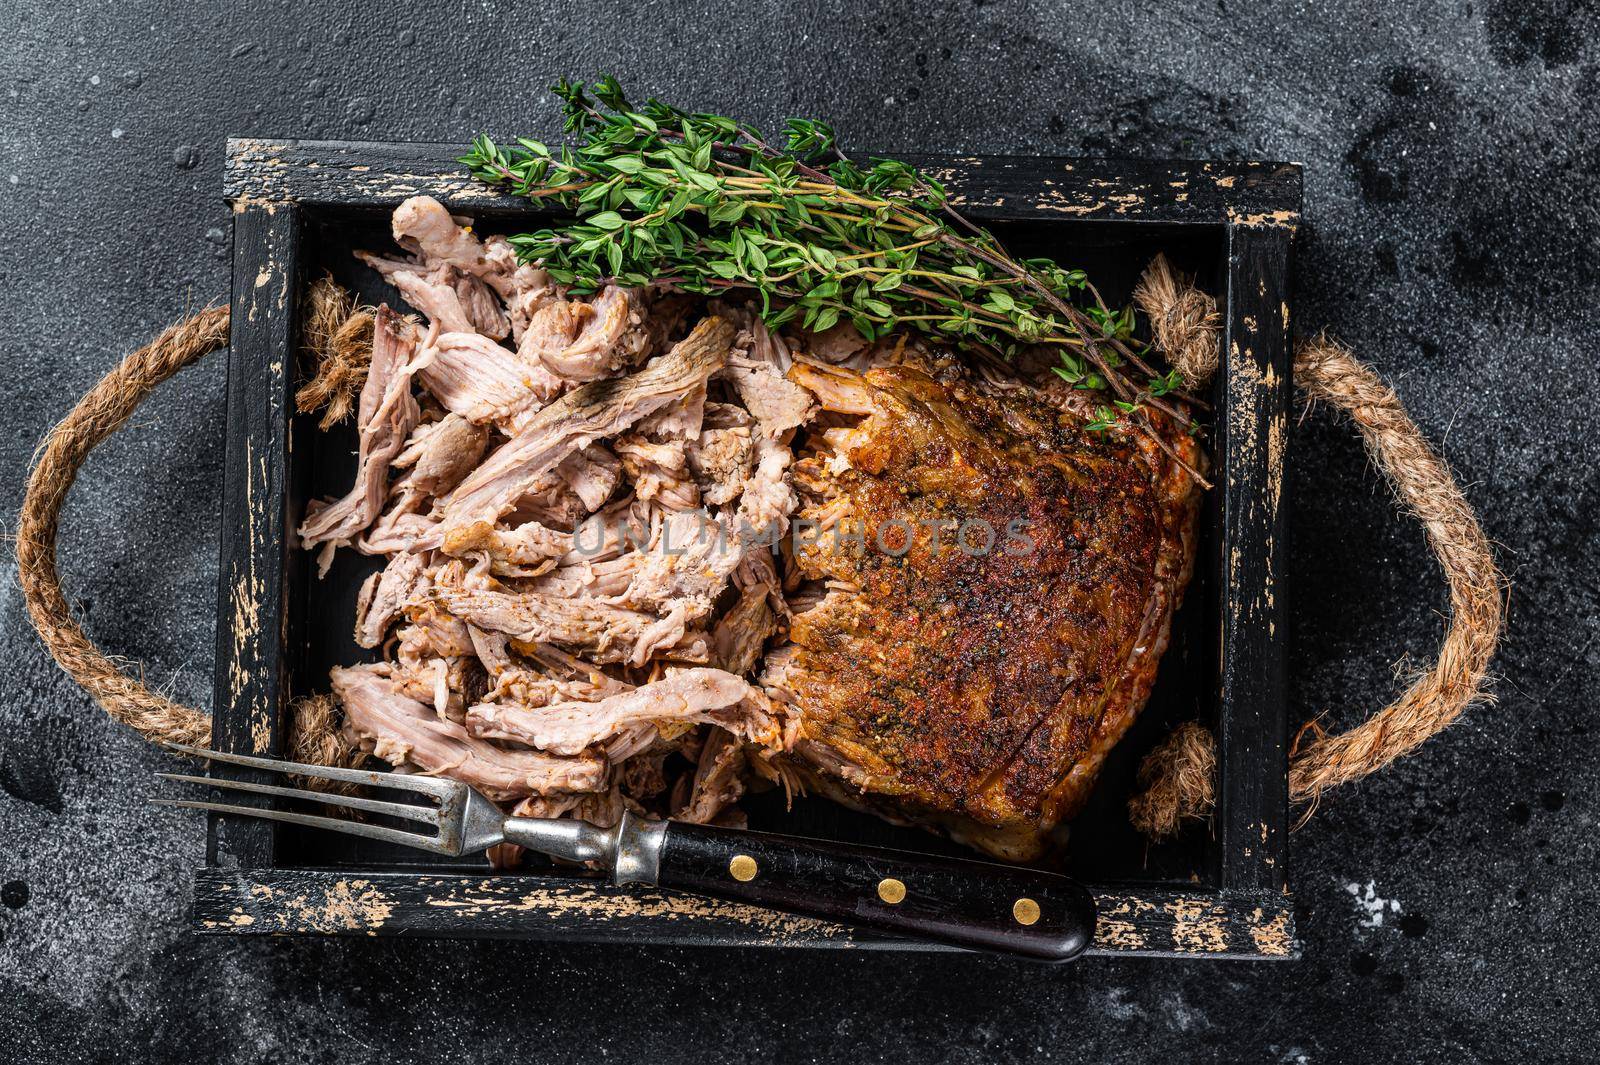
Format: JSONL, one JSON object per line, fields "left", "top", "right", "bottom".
{"left": 654, "top": 822, "right": 1095, "bottom": 962}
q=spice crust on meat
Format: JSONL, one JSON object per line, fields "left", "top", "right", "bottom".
{"left": 770, "top": 356, "right": 1200, "bottom": 860}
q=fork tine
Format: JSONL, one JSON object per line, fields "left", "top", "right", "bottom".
{"left": 157, "top": 773, "right": 440, "bottom": 826}
{"left": 161, "top": 742, "right": 456, "bottom": 798}
{"left": 150, "top": 798, "right": 458, "bottom": 855}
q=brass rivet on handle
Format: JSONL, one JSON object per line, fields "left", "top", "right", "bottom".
{"left": 728, "top": 854, "right": 758, "bottom": 881}
{"left": 1012, "top": 897, "right": 1041, "bottom": 925}
{"left": 877, "top": 878, "right": 907, "bottom": 904}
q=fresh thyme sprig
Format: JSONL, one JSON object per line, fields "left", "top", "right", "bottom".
{"left": 461, "top": 76, "right": 1202, "bottom": 474}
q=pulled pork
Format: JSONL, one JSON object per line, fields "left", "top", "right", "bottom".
{"left": 305, "top": 196, "right": 810, "bottom": 846}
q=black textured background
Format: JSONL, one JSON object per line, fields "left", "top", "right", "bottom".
{"left": 2, "top": 2, "right": 1597, "bottom": 1062}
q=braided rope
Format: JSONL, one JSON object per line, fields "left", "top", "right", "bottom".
{"left": 16, "top": 306, "right": 230, "bottom": 748}
{"left": 16, "top": 299, "right": 357, "bottom": 767}
{"left": 1127, "top": 255, "right": 1505, "bottom": 836}
{"left": 1287, "top": 335, "right": 1504, "bottom": 804}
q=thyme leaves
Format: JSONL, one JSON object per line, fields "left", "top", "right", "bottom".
{"left": 461, "top": 77, "right": 1199, "bottom": 451}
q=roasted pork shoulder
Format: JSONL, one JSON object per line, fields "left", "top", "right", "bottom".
{"left": 768, "top": 356, "right": 1201, "bottom": 861}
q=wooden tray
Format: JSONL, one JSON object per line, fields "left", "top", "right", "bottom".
{"left": 200, "top": 139, "right": 1299, "bottom": 959}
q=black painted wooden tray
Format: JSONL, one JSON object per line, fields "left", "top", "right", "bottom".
{"left": 200, "top": 139, "right": 1299, "bottom": 959}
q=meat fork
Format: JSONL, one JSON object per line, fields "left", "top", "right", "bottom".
{"left": 155, "top": 744, "right": 1097, "bottom": 962}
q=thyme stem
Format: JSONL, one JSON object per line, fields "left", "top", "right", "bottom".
{"left": 461, "top": 75, "right": 1198, "bottom": 459}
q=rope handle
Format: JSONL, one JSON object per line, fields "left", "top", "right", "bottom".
{"left": 16, "top": 306, "right": 229, "bottom": 749}
{"left": 15, "top": 301, "right": 355, "bottom": 770}
{"left": 1128, "top": 256, "right": 1505, "bottom": 836}
{"left": 15, "top": 280, "right": 1504, "bottom": 828}
{"left": 1285, "top": 337, "right": 1503, "bottom": 804}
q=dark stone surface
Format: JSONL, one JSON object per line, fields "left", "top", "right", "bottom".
{"left": 1, "top": 1, "right": 1596, "bottom": 1061}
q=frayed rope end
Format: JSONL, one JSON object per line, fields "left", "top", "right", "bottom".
{"left": 1127, "top": 721, "right": 1217, "bottom": 841}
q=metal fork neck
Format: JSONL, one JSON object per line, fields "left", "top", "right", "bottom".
{"left": 502, "top": 817, "right": 611, "bottom": 864}
{"left": 501, "top": 810, "right": 666, "bottom": 886}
